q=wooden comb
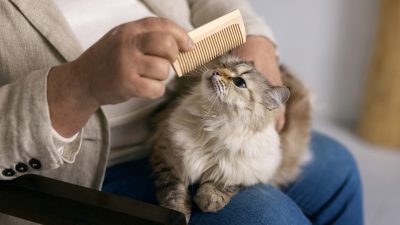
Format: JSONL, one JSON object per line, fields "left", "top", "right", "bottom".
{"left": 172, "top": 9, "right": 246, "bottom": 77}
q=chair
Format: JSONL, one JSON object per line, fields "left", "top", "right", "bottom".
{"left": 0, "top": 174, "right": 186, "bottom": 225}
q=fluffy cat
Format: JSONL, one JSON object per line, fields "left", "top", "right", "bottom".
{"left": 149, "top": 55, "right": 311, "bottom": 220}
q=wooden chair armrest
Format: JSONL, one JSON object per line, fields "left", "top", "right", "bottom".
{"left": 0, "top": 174, "right": 186, "bottom": 225}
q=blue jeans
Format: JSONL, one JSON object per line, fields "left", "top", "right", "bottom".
{"left": 102, "top": 132, "right": 364, "bottom": 225}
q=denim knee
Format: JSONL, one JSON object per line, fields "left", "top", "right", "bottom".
{"left": 298, "top": 132, "right": 364, "bottom": 224}
{"left": 310, "top": 132, "right": 362, "bottom": 192}
{"left": 190, "top": 184, "right": 311, "bottom": 225}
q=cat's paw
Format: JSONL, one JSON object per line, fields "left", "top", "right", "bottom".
{"left": 194, "top": 183, "right": 231, "bottom": 212}
{"left": 160, "top": 202, "right": 191, "bottom": 222}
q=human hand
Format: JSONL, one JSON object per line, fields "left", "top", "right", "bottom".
{"left": 71, "top": 17, "right": 194, "bottom": 106}
{"left": 231, "top": 36, "right": 286, "bottom": 132}
{"left": 48, "top": 17, "right": 193, "bottom": 137}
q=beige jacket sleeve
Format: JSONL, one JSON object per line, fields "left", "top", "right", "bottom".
{"left": 0, "top": 0, "right": 86, "bottom": 180}
{"left": 0, "top": 69, "right": 68, "bottom": 179}
{"left": 188, "top": 0, "right": 277, "bottom": 44}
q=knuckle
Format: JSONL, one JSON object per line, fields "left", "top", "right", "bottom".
{"left": 161, "top": 34, "right": 177, "bottom": 49}
{"left": 138, "top": 17, "right": 174, "bottom": 30}
{"left": 128, "top": 75, "right": 142, "bottom": 96}
{"left": 158, "top": 17, "right": 172, "bottom": 27}
{"left": 110, "top": 25, "right": 130, "bottom": 48}
{"left": 128, "top": 75, "right": 165, "bottom": 98}
{"left": 152, "top": 83, "right": 166, "bottom": 97}
{"left": 150, "top": 60, "right": 162, "bottom": 71}
{"left": 159, "top": 35, "right": 179, "bottom": 60}
{"left": 156, "top": 70, "right": 168, "bottom": 80}
{"left": 109, "top": 25, "right": 122, "bottom": 37}
{"left": 143, "top": 58, "right": 169, "bottom": 80}
{"left": 112, "top": 23, "right": 129, "bottom": 38}
{"left": 158, "top": 61, "right": 170, "bottom": 75}
{"left": 140, "top": 17, "right": 161, "bottom": 27}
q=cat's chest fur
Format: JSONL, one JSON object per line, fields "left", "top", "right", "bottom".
{"left": 169, "top": 100, "right": 282, "bottom": 186}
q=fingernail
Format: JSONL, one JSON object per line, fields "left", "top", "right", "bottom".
{"left": 187, "top": 38, "right": 195, "bottom": 50}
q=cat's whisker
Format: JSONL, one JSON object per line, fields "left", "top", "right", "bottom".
{"left": 198, "top": 92, "right": 217, "bottom": 123}
{"left": 204, "top": 93, "right": 218, "bottom": 118}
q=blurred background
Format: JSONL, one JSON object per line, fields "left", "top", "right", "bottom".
{"left": 250, "top": 0, "right": 400, "bottom": 225}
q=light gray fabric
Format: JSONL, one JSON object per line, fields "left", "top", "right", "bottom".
{"left": 0, "top": 0, "right": 274, "bottom": 223}
{"left": 143, "top": 0, "right": 276, "bottom": 42}
{"left": 187, "top": 0, "right": 276, "bottom": 42}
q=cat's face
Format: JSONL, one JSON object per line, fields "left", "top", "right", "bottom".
{"left": 200, "top": 55, "right": 290, "bottom": 111}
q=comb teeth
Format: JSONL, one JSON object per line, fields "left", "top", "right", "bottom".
{"left": 172, "top": 9, "right": 246, "bottom": 76}
{"left": 177, "top": 24, "right": 244, "bottom": 75}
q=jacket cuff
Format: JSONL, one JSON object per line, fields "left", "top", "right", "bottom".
{"left": 0, "top": 68, "right": 64, "bottom": 180}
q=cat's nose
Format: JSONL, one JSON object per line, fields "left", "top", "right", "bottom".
{"left": 212, "top": 71, "right": 220, "bottom": 76}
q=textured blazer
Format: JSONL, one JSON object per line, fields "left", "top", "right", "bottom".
{"left": 0, "top": 0, "right": 273, "bottom": 223}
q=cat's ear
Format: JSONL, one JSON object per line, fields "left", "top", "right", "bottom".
{"left": 263, "top": 86, "right": 290, "bottom": 111}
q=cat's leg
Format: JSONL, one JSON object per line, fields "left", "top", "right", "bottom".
{"left": 194, "top": 181, "right": 241, "bottom": 212}
{"left": 156, "top": 180, "right": 191, "bottom": 221}
{"left": 151, "top": 157, "right": 191, "bottom": 220}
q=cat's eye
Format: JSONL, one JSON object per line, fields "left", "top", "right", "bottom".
{"left": 241, "top": 70, "right": 253, "bottom": 75}
{"left": 232, "top": 77, "right": 246, "bottom": 88}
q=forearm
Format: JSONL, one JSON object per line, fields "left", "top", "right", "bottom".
{"left": 231, "top": 36, "right": 282, "bottom": 85}
{"left": 47, "top": 62, "right": 99, "bottom": 137}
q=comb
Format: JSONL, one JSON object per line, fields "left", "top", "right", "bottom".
{"left": 172, "top": 9, "right": 246, "bottom": 77}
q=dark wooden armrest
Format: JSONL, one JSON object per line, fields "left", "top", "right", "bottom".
{"left": 0, "top": 174, "right": 186, "bottom": 225}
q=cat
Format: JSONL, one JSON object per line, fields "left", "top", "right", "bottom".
{"left": 149, "top": 55, "right": 311, "bottom": 220}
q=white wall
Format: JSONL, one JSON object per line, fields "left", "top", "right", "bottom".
{"left": 249, "top": 0, "right": 379, "bottom": 127}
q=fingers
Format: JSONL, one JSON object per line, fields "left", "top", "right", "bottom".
{"left": 136, "top": 17, "right": 194, "bottom": 51}
{"left": 136, "top": 32, "right": 180, "bottom": 62}
{"left": 131, "top": 75, "right": 166, "bottom": 98}
{"left": 103, "top": 17, "right": 193, "bottom": 100}
{"left": 137, "top": 55, "right": 171, "bottom": 81}
{"left": 275, "top": 106, "right": 286, "bottom": 132}
{"left": 276, "top": 115, "right": 285, "bottom": 132}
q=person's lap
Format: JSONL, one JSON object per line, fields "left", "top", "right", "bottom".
{"left": 102, "top": 132, "right": 363, "bottom": 225}
{"left": 283, "top": 132, "right": 363, "bottom": 225}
